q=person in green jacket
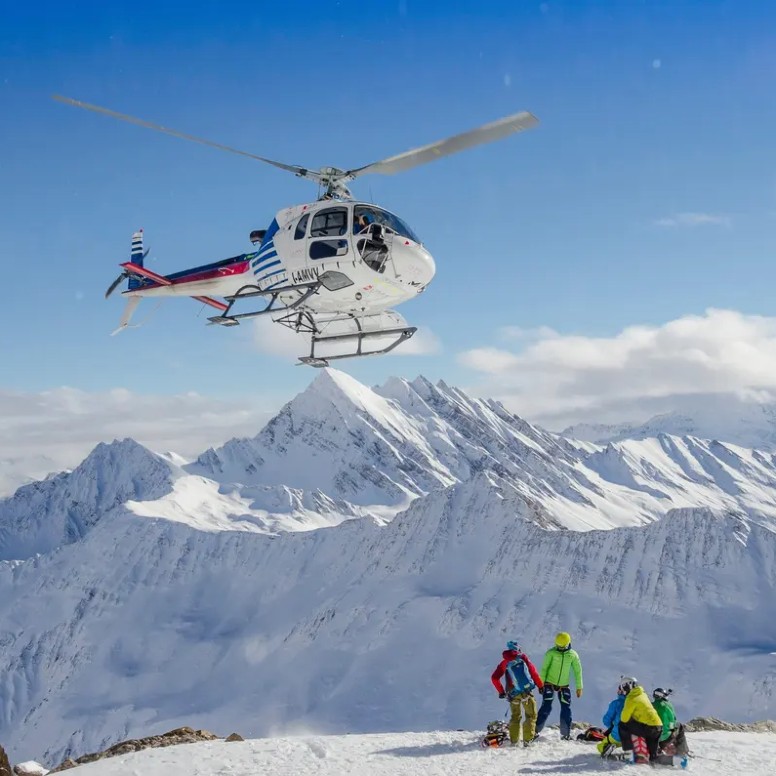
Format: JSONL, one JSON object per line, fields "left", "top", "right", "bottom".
{"left": 533, "top": 632, "right": 583, "bottom": 739}
{"left": 652, "top": 688, "right": 689, "bottom": 757}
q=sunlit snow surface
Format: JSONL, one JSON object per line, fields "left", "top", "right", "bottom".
{"left": 64, "top": 731, "right": 776, "bottom": 776}
{"left": 3, "top": 370, "right": 776, "bottom": 764}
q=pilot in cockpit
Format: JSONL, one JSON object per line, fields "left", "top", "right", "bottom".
{"left": 355, "top": 212, "right": 371, "bottom": 233}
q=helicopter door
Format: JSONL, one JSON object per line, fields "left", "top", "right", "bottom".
{"left": 308, "top": 207, "right": 350, "bottom": 261}
{"left": 289, "top": 211, "right": 310, "bottom": 265}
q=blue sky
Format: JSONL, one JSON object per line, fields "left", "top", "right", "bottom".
{"left": 2, "top": 0, "right": 776, "bottom": 447}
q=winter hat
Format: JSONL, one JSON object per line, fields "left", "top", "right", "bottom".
{"left": 506, "top": 640, "right": 521, "bottom": 652}
{"left": 554, "top": 632, "right": 571, "bottom": 650}
{"left": 653, "top": 687, "right": 672, "bottom": 700}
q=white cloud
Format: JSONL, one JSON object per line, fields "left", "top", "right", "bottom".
{"left": 499, "top": 325, "right": 559, "bottom": 342}
{"left": 0, "top": 387, "right": 276, "bottom": 496}
{"left": 458, "top": 309, "right": 776, "bottom": 429}
{"left": 655, "top": 212, "right": 731, "bottom": 228}
{"left": 388, "top": 326, "right": 441, "bottom": 356}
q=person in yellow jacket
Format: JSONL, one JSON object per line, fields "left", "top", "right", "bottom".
{"left": 618, "top": 677, "right": 664, "bottom": 763}
{"left": 534, "top": 632, "right": 583, "bottom": 740}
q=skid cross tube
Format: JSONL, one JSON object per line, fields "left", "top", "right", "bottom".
{"left": 207, "top": 280, "right": 321, "bottom": 326}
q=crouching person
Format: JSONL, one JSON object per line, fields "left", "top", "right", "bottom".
{"left": 652, "top": 688, "right": 690, "bottom": 758}
{"left": 618, "top": 677, "right": 663, "bottom": 763}
{"left": 597, "top": 681, "right": 627, "bottom": 758}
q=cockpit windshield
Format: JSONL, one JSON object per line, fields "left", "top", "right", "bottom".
{"left": 353, "top": 205, "right": 421, "bottom": 243}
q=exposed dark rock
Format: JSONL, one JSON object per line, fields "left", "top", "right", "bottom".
{"left": 685, "top": 717, "right": 776, "bottom": 733}
{"left": 49, "top": 727, "right": 220, "bottom": 772}
{"left": 224, "top": 733, "right": 244, "bottom": 742}
{"left": 0, "top": 745, "right": 12, "bottom": 776}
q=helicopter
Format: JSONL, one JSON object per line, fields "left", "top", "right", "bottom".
{"left": 53, "top": 95, "right": 538, "bottom": 366}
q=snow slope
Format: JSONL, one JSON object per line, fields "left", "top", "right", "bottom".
{"left": 2, "top": 473, "right": 776, "bottom": 765}
{"left": 46, "top": 731, "right": 776, "bottom": 776}
{"left": 3, "top": 370, "right": 776, "bottom": 765}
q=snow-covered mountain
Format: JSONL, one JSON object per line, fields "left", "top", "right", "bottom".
{"left": 563, "top": 393, "right": 776, "bottom": 451}
{"left": 189, "top": 370, "right": 776, "bottom": 532}
{"left": 2, "top": 370, "right": 776, "bottom": 766}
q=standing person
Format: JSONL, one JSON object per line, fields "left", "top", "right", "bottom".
{"left": 618, "top": 677, "right": 663, "bottom": 763}
{"left": 534, "top": 632, "right": 583, "bottom": 740}
{"left": 491, "top": 640, "right": 544, "bottom": 746}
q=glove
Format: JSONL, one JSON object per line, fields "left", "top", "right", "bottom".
{"left": 576, "top": 689, "right": 583, "bottom": 698}
{"left": 498, "top": 692, "right": 506, "bottom": 699}
{"left": 538, "top": 685, "right": 544, "bottom": 693}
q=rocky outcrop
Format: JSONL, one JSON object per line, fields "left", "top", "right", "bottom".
{"left": 13, "top": 763, "right": 48, "bottom": 776}
{"left": 685, "top": 717, "right": 776, "bottom": 733}
{"left": 224, "top": 734, "right": 244, "bottom": 742}
{"left": 1, "top": 744, "right": 12, "bottom": 776}
{"left": 49, "top": 727, "right": 220, "bottom": 772}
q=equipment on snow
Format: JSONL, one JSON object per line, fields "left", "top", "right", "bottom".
{"left": 480, "top": 720, "right": 509, "bottom": 748}
{"left": 576, "top": 726, "right": 606, "bottom": 742}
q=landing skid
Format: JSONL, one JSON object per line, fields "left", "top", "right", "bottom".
{"left": 207, "top": 280, "right": 322, "bottom": 326}
{"left": 286, "top": 313, "right": 417, "bottom": 367}
{"left": 207, "top": 270, "right": 354, "bottom": 326}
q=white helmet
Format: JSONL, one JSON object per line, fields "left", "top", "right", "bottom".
{"left": 619, "top": 676, "right": 638, "bottom": 694}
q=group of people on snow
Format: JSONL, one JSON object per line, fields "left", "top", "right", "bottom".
{"left": 490, "top": 632, "right": 688, "bottom": 764}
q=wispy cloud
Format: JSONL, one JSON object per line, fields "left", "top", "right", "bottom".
{"left": 458, "top": 309, "right": 776, "bottom": 429}
{"left": 654, "top": 212, "right": 731, "bottom": 228}
{"left": 0, "top": 387, "right": 276, "bottom": 495}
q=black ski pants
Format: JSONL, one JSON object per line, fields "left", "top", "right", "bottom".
{"left": 618, "top": 719, "right": 662, "bottom": 761}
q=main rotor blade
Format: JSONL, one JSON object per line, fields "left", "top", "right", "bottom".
{"left": 347, "top": 110, "right": 539, "bottom": 178}
{"left": 52, "top": 94, "right": 310, "bottom": 177}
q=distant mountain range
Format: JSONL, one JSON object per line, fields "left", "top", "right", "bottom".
{"left": 1, "top": 370, "right": 775, "bottom": 766}
{"left": 562, "top": 392, "right": 776, "bottom": 451}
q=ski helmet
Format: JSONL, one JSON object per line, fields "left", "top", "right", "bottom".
{"left": 506, "top": 640, "right": 521, "bottom": 652}
{"left": 555, "top": 632, "right": 571, "bottom": 650}
{"left": 619, "top": 676, "right": 637, "bottom": 694}
{"left": 653, "top": 687, "right": 672, "bottom": 700}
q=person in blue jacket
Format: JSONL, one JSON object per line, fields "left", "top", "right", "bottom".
{"left": 597, "top": 681, "right": 627, "bottom": 757}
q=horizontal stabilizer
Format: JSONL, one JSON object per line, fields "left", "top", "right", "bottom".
{"left": 121, "top": 262, "right": 172, "bottom": 287}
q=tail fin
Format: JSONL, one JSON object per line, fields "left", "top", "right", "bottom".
{"left": 128, "top": 229, "right": 145, "bottom": 291}
{"left": 111, "top": 297, "right": 141, "bottom": 335}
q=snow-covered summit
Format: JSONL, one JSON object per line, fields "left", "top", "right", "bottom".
{"left": 0, "top": 438, "right": 173, "bottom": 561}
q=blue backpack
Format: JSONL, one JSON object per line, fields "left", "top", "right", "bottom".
{"left": 505, "top": 657, "right": 535, "bottom": 697}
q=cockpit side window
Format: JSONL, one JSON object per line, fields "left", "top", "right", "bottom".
{"left": 294, "top": 213, "right": 309, "bottom": 240}
{"left": 353, "top": 205, "right": 420, "bottom": 243}
{"left": 310, "top": 207, "right": 348, "bottom": 237}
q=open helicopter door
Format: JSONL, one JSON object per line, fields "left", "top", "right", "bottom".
{"left": 290, "top": 310, "right": 416, "bottom": 367}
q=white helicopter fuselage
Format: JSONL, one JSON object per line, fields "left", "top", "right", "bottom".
{"left": 127, "top": 200, "right": 436, "bottom": 319}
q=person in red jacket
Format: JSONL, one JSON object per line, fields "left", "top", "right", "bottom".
{"left": 491, "top": 640, "right": 545, "bottom": 746}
